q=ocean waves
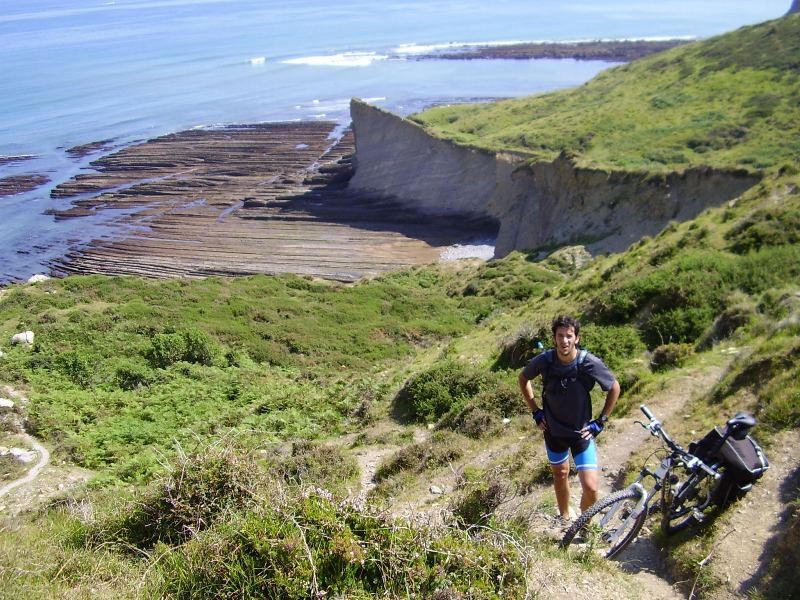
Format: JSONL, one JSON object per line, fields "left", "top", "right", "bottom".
{"left": 283, "top": 51, "right": 390, "bottom": 68}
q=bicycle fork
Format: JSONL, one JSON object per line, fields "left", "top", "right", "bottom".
{"left": 600, "top": 482, "right": 650, "bottom": 545}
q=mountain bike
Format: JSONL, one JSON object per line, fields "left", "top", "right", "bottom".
{"left": 559, "top": 404, "right": 765, "bottom": 559}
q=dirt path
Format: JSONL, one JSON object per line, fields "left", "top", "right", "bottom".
{"left": 0, "top": 387, "right": 92, "bottom": 519}
{"left": 702, "top": 429, "right": 800, "bottom": 599}
{"left": 0, "top": 433, "right": 50, "bottom": 498}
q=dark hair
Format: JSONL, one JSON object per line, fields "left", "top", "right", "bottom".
{"left": 551, "top": 315, "right": 580, "bottom": 337}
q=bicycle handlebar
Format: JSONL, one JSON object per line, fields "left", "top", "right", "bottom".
{"left": 639, "top": 404, "right": 720, "bottom": 479}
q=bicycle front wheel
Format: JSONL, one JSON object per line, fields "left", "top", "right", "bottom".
{"left": 560, "top": 487, "right": 647, "bottom": 559}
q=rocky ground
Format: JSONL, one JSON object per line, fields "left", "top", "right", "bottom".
{"left": 45, "top": 123, "right": 495, "bottom": 282}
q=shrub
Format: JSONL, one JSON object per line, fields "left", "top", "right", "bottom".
{"left": 114, "top": 360, "right": 154, "bottom": 390}
{"left": 374, "top": 431, "right": 465, "bottom": 482}
{"left": 493, "top": 323, "right": 550, "bottom": 370}
{"left": 148, "top": 329, "right": 220, "bottom": 368}
{"left": 148, "top": 333, "right": 187, "bottom": 368}
{"left": 436, "top": 404, "right": 497, "bottom": 439}
{"left": 395, "top": 361, "right": 500, "bottom": 423}
{"left": 54, "top": 350, "right": 95, "bottom": 388}
{"left": 153, "top": 489, "right": 525, "bottom": 599}
{"left": 725, "top": 206, "right": 800, "bottom": 253}
{"left": 436, "top": 383, "right": 523, "bottom": 438}
{"left": 182, "top": 328, "right": 217, "bottom": 366}
{"left": 578, "top": 323, "right": 646, "bottom": 372}
{"left": 91, "top": 442, "right": 265, "bottom": 549}
{"left": 650, "top": 343, "right": 694, "bottom": 371}
{"left": 449, "top": 476, "right": 509, "bottom": 529}
{"left": 695, "top": 303, "right": 755, "bottom": 349}
{"left": 272, "top": 441, "right": 359, "bottom": 496}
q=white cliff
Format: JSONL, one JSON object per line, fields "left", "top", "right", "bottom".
{"left": 347, "top": 98, "right": 759, "bottom": 258}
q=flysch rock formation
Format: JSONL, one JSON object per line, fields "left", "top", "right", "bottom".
{"left": 348, "top": 98, "right": 760, "bottom": 258}
{"left": 48, "top": 123, "right": 495, "bottom": 282}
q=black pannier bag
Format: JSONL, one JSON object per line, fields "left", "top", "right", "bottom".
{"left": 689, "top": 425, "right": 769, "bottom": 505}
{"left": 690, "top": 426, "right": 769, "bottom": 480}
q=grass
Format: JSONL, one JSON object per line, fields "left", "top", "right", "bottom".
{"left": 413, "top": 14, "right": 800, "bottom": 174}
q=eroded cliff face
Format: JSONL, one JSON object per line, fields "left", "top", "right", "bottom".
{"left": 348, "top": 99, "right": 759, "bottom": 257}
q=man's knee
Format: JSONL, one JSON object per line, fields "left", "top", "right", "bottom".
{"left": 551, "top": 462, "right": 570, "bottom": 481}
{"left": 578, "top": 469, "right": 599, "bottom": 493}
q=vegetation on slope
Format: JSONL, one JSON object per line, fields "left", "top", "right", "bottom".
{"left": 414, "top": 14, "right": 800, "bottom": 173}
{"left": 2, "top": 13, "right": 800, "bottom": 600}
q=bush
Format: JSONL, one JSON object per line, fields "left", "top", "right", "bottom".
{"left": 54, "top": 350, "right": 95, "bottom": 388}
{"left": 182, "top": 328, "right": 217, "bottom": 366}
{"left": 153, "top": 489, "right": 525, "bottom": 599}
{"left": 395, "top": 361, "right": 501, "bottom": 423}
{"left": 449, "top": 476, "right": 509, "bottom": 529}
{"left": 725, "top": 206, "right": 800, "bottom": 253}
{"left": 650, "top": 343, "right": 694, "bottom": 371}
{"left": 272, "top": 441, "right": 359, "bottom": 496}
{"left": 114, "top": 360, "right": 155, "bottom": 390}
{"left": 148, "top": 329, "right": 220, "bottom": 368}
{"left": 695, "top": 302, "right": 755, "bottom": 349}
{"left": 92, "top": 442, "right": 265, "bottom": 549}
{"left": 148, "top": 333, "right": 187, "bottom": 368}
{"left": 493, "top": 323, "right": 549, "bottom": 370}
{"left": 374, "top": 431, "right": 465, "bottom": 482}
{"left": 436, "top": 384, "right": 523, "bottom": 438}
{"left": 578, "top": 323, "right": 646, "bottom": 373}
{"left": 436, "top": 404, "right": 497, "bottom": 439}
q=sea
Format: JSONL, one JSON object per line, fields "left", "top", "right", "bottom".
{"left": 0, "top": 0, "right": 789, "bottom": 283}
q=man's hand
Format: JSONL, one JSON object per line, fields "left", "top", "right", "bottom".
{"left": 532, "top": 409, "right": 546, "bottom": 430}
{"left": 582, "top": 418, "right": 604, "bottom": 439}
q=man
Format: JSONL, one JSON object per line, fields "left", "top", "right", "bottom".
{"left": 518, "top": 315, "right": 620, "bottom": 521}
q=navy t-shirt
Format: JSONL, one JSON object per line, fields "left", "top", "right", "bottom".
{"left": 522, "top": 349, "right": 616, "bottom": 439}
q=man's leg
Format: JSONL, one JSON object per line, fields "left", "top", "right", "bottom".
{"left": 551, "top": 461, "right": 572, "bottom": 517}
{"left": 544, "top": 441, "right": 569, "bottom": 519}
{"left": 577, "top": 469, "right": 599, "bottom": 512}
{"left": 574, "top": 440, "right": 600, "bottom": 512}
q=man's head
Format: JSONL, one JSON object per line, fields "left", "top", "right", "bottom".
{"left": 551, "top": 315, "right": 580, "bottom": 360}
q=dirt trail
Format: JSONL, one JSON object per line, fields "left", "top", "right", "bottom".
{"left": 0, "top": 387, "right": 92, "bottom": 519}
{"left": 0, "top": 434, "right": 49, "bottom": 498}
{"left": 703, "top": 429, "right": 800, "bottom": 599}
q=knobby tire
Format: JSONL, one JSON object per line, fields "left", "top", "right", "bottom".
{"left": 560, "top": 487, "right": 647, "bottom": 559}
{"left": 661, "top": 463, "right": 727, "bottom": 535}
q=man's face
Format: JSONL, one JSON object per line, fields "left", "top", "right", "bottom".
{"left": 554, "top": 326, "right": 579, "bottom": 358}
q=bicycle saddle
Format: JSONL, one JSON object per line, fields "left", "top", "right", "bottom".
{"left": 726, "top": 412, "right": 756, "bottom": 439}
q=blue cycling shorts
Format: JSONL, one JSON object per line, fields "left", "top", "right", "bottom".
{"left": 544, "top": 434, "right": 599, "bottom": 471}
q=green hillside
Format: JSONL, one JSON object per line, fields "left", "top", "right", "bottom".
{"left": 2, "top": 13, "right": 799, "bottom": 600}
{"left": 414, "top": 14, "right": 800, "bottom": 173}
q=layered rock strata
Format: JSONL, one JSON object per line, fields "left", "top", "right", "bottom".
{"left": 348, "top": 99, "right": 760, "bottom": 257}
{"left": 49, "top": 123, "right": 493, "bottom": 282}
{"left": 0, "top": 174, "right": 51, "bottom": 198}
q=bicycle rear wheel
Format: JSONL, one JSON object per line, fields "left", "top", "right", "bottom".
{"left": 560, "top": 487, "right": 647, "bottom": 559}
{"left": 661, "top": 463, "right": 726, "bottom": 535}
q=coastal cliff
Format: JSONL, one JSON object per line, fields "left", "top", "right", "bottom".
{"left": 348, "top": 98, "right": 759, "bottom": 257}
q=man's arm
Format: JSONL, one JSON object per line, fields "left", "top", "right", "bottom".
{"left": 519, "top": 371, "right": 546, "bottom": 430}
{"left": 599, "top": 379, "right": 621, "bottom": 419}
{"left": 580, "top": 378, "right": 620, "bottom": 440}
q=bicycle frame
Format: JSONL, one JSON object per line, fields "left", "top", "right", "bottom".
{"left": 560, "top": 404, "right": 735, "bottom": 558}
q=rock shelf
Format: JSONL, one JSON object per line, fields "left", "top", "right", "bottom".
{"left": 48, "top": 123, "right": 496, "bottom": 282}
{"left": 0, "top": 174, "right": 51, "bottom": 198}
{"left": 421, "top": 39, "right": 690, "bottom": 62}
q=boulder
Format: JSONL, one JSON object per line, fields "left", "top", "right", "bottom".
{"left": 11, "top": 331, "right": 34, "bottom": 345}
{"left": 9, "top": 447, "right": 37, "bottom": 463}
{"left": 0, "top": 399, "right": 14, "bottom": 411}
{"left": 27, "top": 274, "right": 51, "bottom": 283}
